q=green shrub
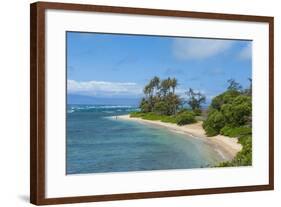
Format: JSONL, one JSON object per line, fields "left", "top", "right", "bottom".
{"left": 193, "top": 108, "right": 202, "bottom": 116}
{"left": 142, "top": 112, "right": 162, "bottom": 120}
{"left": 211, "top": 90, "right": 240, "bottom": 110}
{"left": 154, "top": 101, "right": 170, "bottom": 115}
{"left": 161, "top": 116, "right": 177, "bottom": 123}
{"left": 177, "top": 108, "right": 192, "bottom": 114}
{"left": 203, "top": 125, "right": 218, "bottom": 136}
{"left": 130, "top": 112, "right": 178, "bottom": 123}
{"left": 238, "top": 134, "right": 252, "bottom": 146}
{"left": 220, "top": 126, "right": 252, "bottom": 137}
{"left": 176, "top": 112, "right": 196, "bottom": 126}
{"left": 221, "top": 95, "right": 251, "bottom": 127}
{"left": 203, "top": 110, "right": 225, "bottom": 136}
{"left": 204, "top": 92, "right": 251, "bottom": 137}
{"left": 129, "top": 111, "right": 144, "bottom": 118}
{"left": 140, "top": 102, "right": 150, "bottom": 113}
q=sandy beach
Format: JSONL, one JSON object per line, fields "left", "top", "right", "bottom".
{"left": 116, "top": 114, "right": 242, "bottom": 161}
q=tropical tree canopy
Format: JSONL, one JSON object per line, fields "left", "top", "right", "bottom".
{"left": 203, "top": 79, "right": 252, "bottom": 136}
{"left": 140, "top": 76, "right": 181, "bottom": 115}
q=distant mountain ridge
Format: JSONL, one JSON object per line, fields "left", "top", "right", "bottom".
{"left": 67, "top": 94, "right": 140, "bottom": 106}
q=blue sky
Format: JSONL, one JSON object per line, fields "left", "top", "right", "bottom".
{"left": 67, "top": 32, "right": 252, "bottom": 104}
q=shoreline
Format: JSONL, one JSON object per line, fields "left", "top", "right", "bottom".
{"left": 115, "top": 114, "right": 242, "bottom": 162}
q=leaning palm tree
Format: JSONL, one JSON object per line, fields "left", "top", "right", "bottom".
{"left": 148, "top": 76, "right": 160, "bottom": 97}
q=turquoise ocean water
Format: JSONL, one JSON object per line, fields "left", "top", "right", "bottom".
{"left": 66, "top": 104, "right": 223, "bottom": 174}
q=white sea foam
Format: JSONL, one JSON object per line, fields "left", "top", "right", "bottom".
{"left": 67, "top": 109, "right": 75, "bottom": 113}
{"left": 67, "top": 105, "right": 139, "bottom": 114}
{"left": 70, "top": 105, "right": 136, "bottom": 110}
{"left": 215, "top": 148, "right": 227, "bottom": 160}
{"left": 88, "top": 105, "right": 134, "bottom": 109}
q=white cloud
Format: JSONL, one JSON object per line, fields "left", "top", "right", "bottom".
{"left": 172, "top": 38, "right": 233, "bottom": 60}
{"left": 67, "top": 80, "right": 143, "bottom": 97}
{"left": 67, "top": 80, "right": 211, "bottom": 100}
{"left": 238, "top": 43, "right": 252, "bottom": 60}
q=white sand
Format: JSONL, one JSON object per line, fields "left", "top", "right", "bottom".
{"left": 116, "top": 114, "right": 242, "bottom": 161}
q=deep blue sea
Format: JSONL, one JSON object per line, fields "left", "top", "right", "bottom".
{"left": 66, "top": 104, "right": 223, "bottom": 174}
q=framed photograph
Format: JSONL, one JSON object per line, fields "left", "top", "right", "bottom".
{"left": 30, "top": 2, "right": 274, "bottom": 205}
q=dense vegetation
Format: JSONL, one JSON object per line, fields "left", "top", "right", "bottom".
{"left": 202, "top": 79, "right": 252, "bottom": 166}
{"left": 139, "top": 76, "right": 180, "bottom": 115}
{"left": 135, "top": 76, "right": 206, "bottom": 125}
{"left": 130, "top": 111, "right": 177, "bottom": 123}
{"left": 130, "top": 110, "right": 196, "bottom": 126}
{"left": 203, "top": 79, "right": 252, "bottom": 136}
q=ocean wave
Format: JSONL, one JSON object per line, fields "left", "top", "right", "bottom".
{"left": 67, "top": 105, "right": 138, "bottom": 113}
{"left": 72, "top": 105, "right": 135, "bottom": 109}
{"left": 67, "top": 109, "right": 75, "bottom": 113}
{"left": 126, "top": 108, "right": 140, "bottom": 112}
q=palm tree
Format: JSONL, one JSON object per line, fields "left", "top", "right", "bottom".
{"left": 170, "top": 78, "right": 179, "bottom": 114}
{"left": 141, "top": 77, "right": 181, "bottom": 115}
{"left": 171, "top": 78, "right": 178, "bottom": 94}
{"left": 143, "top": 85, "right": 152, "bottom": 98}
{"left": 150, "top": 76, "right": 160, "bottom": 96}
{"left": 144, "top": 84, "right": 153, "bottom": 111}
{"left": 160, "top": 78, "right": 172, "bottom": 96}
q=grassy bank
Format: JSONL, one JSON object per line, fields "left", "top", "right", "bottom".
{"left": 130, "top": 111, "right": 197, "bottom": 126}
{"left": 130, "top": 112, "right": 177, "bottom": 123}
